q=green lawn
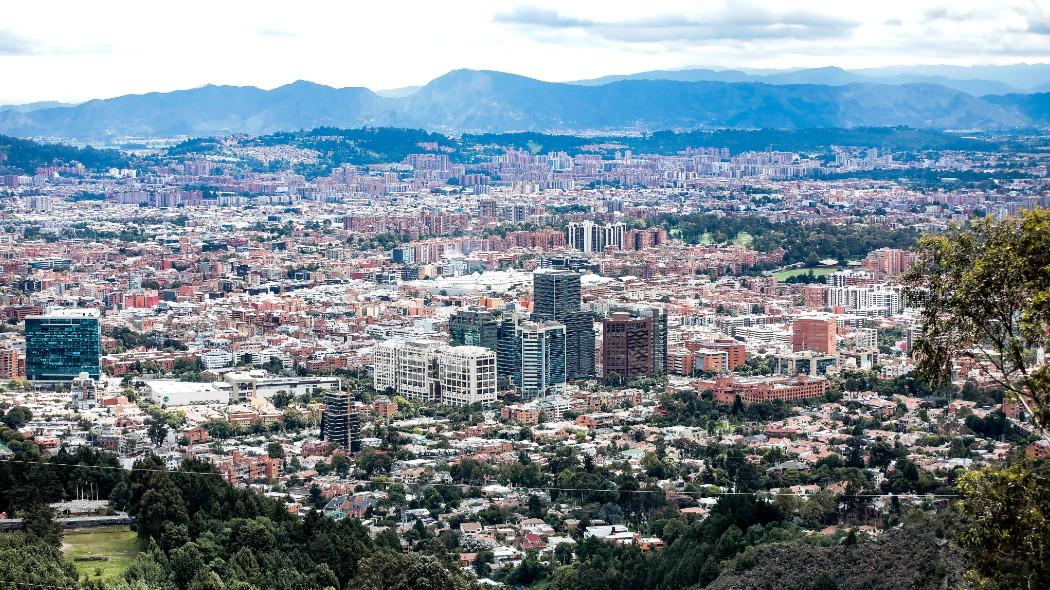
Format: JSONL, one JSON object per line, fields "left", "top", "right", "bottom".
{"left": 62, "top": 528, "right": 139, "bottom": 583}
{"left": 772, "top": 267, "right": 837, "bottom": 281}
{"left": 733, "top": 231, "right": 754, "bottom": 247}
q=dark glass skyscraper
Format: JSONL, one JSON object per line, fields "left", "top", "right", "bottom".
{"left": 25, "top": 309, "right": 101, "bottom": 381}
{"left": 532, "top": 268, "right": 581, "bottom": 320}
{"left": 532, "top": 269, "right": 594, "bottom": 380}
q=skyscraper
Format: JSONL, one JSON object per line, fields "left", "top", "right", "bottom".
{"left": 532, "top": 269, "right": 594, "bottom": 380}
{"left": 532, "top": 268, "right": 581, "bottom": 320}
{"left": 516, "top": 321, "right": 566, "bottom": 399}
{"left": 25, "top": 309, "right": 101, "bottom": 381}
{"left": 611, "top": 304, "right": 668, "bottom": 376}
{"left": 496, "top": 312, "right": 525, "bottom": 388}
{"left": 602, "top": 312, "right": 653, "bottom": 384}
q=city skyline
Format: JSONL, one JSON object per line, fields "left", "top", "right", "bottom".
{"left": 1, "top": 0, "right": 1048, "bottom": 104}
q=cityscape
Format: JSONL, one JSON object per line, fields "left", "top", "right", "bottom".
{"left": 0, "top": 2, "right": 1049, "bottom": 590}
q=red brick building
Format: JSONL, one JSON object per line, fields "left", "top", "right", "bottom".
{"left": 704, "top": 375, "right": 828, "bottom": 405}
{"left": 792, "top": 316, "right": 836, "bottom": 355}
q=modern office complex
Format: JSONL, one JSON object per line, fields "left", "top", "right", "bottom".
{"left": 448, "top": 306, "right": 500, "bottom": 350}
{"left": 516, "top": 320, "right": 566, "bottom": 399}
{"left": 25, "top": 309, "right": 101, "bottom": 381}
{"left": 532, "top": 268, "right": 594, "bottom": 380}
{"left": 792, "top": 316, "right": 837, "bottom": 355}
{"left": 610, "top": 304, "right": 668, "bottom": 376}
{"left": 439, "top": 345, "right": 498, "bottom": 406}
{"left": 373, "top": 338, "right": 500, "bottom": 406}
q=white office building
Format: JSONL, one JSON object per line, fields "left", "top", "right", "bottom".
{"left": 439, "top": 346, "right": 498, "bottom": 406}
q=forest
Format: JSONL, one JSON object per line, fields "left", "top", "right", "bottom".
{"left": 655, "top": 213, "right": 921, "bottom": 266}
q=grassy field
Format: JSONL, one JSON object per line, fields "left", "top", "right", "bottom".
{"left": 733, "top": 231, "right": 754, "bottom": 247}
{"left": 62, "top": 528, "right": 139, "bottom": 582}
{"left": 772, "top": 267, "right": 837, "bottom": 281}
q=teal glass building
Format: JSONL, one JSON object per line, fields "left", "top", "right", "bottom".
{"left": 25, "top": 309, "right": 101, "bottom": 381}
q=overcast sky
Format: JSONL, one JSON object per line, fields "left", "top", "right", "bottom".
{"left": 2, "top": 0, "right": 1048, "bottom": 104}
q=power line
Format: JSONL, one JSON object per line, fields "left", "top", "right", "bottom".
{"left": 0, "top": 581, "right": 82, "bottom": 590}
{"left": 0, "top": 458, "right": 959, "bottom": 499}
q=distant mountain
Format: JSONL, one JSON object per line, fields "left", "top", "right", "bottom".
{"left": 375, "top": 86, "right": 421, "bottom": 98}
{"left": 573, "top": 66, "right": 1023, "bottom": 96}
{"left": 0, "top": 69, "right": 1044, "bottom": 139}
{"left": 0, "top": 81, "right": 388, "bottom": 138}
{"left": 0, "top": 101, "right": 77, "bottom": 113}
{"left": 985, "top": 93, "right": 1050, "bottom": 126}
{"left": 856, "top": 64, "right": 1050, "bottom": 91}
{"left": 395, "top": 70, "right": 1027, "bottom": 132}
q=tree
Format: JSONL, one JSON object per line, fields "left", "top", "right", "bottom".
{"left": 906, "top": 210, "right": 1050, "bottom": 589}
{"left": 20, "top": 504, "right": 62, "bottom": 547}
{"left": 0, "top": 532, "right": 79, "bottom": 589}
{"left": 266, "top": 442, "right": 285, "bottom": 459}
{"left": 473, "top": 549, "right": 494, "bottom": 577}
{"left": 2, "top": 405, "right": 32, "bottom": 429}
{"left": 553, "top": 542, "right": 574, "bottom": 565}
{"left": 904, "top": 209, "right": 1050, "bottom": 433}
{"left": 347, "top": 551, "right": 471, "bottom": 590}
{"left": 272, "top": 391, "right": 294, "bottom": 409}
{"left": 147, "top": 414, "right": 169, "bottom": 447}
{"left": 955, "top": 464, "right": 1050, "bottom": 589}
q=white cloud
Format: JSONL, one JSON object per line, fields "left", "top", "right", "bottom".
{"left": 0, "top": 0, "right": 1046, "bottom": 104}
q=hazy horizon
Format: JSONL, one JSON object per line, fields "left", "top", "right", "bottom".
{"left": 2, "top": 0, "right": 1049, "bottom": 104}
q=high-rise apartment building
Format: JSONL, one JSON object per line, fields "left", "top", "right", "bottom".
{"left": 791, "top": 316, "right": 837, "bottom": 355}
{"left": 517, "top": 321, "right": 566, "bottom": 399}
{"left": 25, "top": 309, "right": 101, "bottom": 381}
{"left": 566, "top": 221, "right": 627, "bottom": 252}
{"left": 602, "top": 312, "right": 653, "bottom": 384}
{"left": 321, "top": 390, "right": 363, "bottom": 452}
{"left": 439, "top": 346, "right": 498, "bottom": 406}
{"left": 322, "top": 390, "right": 350, "bottom": 449}
{"left": 610, "top": 304, "right": 667, "bottom": 376}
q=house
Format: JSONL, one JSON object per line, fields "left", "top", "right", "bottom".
{"left": 323, "top": 493, "right": 380, "bottom": 518}
{"left": 639, "top": 536, "right": 666, "bottom": 552}
{"left": 460, "top": 522, "right": 483, "bottom": 535}
{"left": 584, "top": 524, "right": 637, "bottom": 545}
{"left": 518, "top": 532, "right": 546, "bottom": 551}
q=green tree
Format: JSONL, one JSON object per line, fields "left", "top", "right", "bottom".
{"left": 955, "top": 464, "right": 1050, "bottom": 589}
{"left": 266, "top": 442, "right": 285, "bottom": 459}
{"left": 905, "top": 209, "right": 1050, "bottom": 431}
{"left": 2, "top": 405, "right": 32, "bottom": 429}
{"left": 347, "top": 551, "right": 472, "bottom": 590}
{"left": 906, "top": 210, "right": 1050, "bottom": 589}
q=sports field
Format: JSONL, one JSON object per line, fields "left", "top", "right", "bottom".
{"left": 62, "top": 527, "right": 139, "bottom": 582}
{"left": 772, "top": 267, "right": 837, "bottom": 281}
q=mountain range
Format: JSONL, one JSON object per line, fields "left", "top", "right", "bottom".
{"left": 571, "top": 64, "right": 1050, "bottom": 96}
{"left": 1, "top": 67, "right": 1048, "bottom": 139}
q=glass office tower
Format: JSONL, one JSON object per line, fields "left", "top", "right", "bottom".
{"left": 25, "top": 309, "right": 101, "bottom": 381}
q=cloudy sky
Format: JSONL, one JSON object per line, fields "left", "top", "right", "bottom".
{"left": 1, "top": 0, "right": 1048, "bottom": 103}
